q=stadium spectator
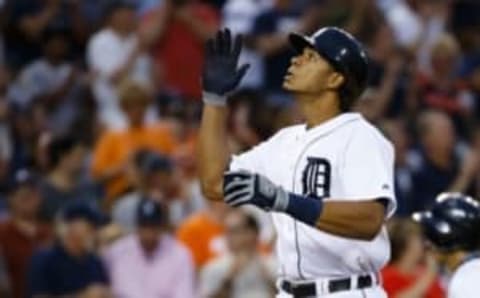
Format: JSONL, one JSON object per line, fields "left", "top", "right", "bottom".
{"left": 7, "top": 28, "right": 84, "bottom": 136}
{"left": 0, "top": 254, "right": 9, "bottom": 297}
{"left": 221, "top": 0, "right": 270, "bottom": 89}
{"left": 252, "top": 0, "right": 320, "bottom": 97}
{"left": 227, "top": 90, "right": 287, "bottom": 153}
{"left": 4, "top": 0, "right": 64, "bottom": 68}
{"left": 0, "top": 67, "right": 11, "bottom": 200}
{"left": 39, "top": 135, "right": 99, "bottom": 222}
{"left": 382, "top": 218, "right": 445, "bottom": 298}
{"left": 27, "top": 201, "right": 109, "bottom": 298}
{"left": 140, "top": 0, "right": 219, "bottom": 100}
{"left": 415, "top": 33, "right": 475, "bottom": 135}
{"left": 361, "top": 21, "right": 407, "bottom": 120}
{"left": 91, "top": 80, "right": 175, "bottom": 205}
{"left": 408, "top": 110, "right": 477, "bottom": 212}
{"left": 380, "top": 120, "right": 415, "bottom": 216}
{"left": 112, "top": 150, "right": 186, "bottom": 231}
{"left": 472, "top": 127, "right": 480, "bottom": 198}
{"left": 200, "top": 209, "right": 276, "bottom": 298}
{"left": 177, "top": 201, "right": 229, "bottom": 268}
{"left": 104, "top": 199, "right": 196, "bottom": 298}
{"left": 379, "top": 0, "right": 447, "bottom": 60}
{"left": 0, "top": 169, "right": 52, "bottom": 298}
{"left": 87, "top": 0, "right": 154, "bottom": 129}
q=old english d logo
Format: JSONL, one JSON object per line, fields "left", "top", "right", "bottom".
{"left": 301, "top": 157, "right": 331, "bottom": 198}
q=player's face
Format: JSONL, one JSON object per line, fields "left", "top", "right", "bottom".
{"left": 283, "top": 48, "right": 344, "bottom": 95}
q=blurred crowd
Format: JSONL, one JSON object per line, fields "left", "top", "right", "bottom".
{"left": 0, "top": 0, "right": 479, "bottom": 297}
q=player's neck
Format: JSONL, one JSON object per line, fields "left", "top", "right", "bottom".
{"left": 446, "top": 251, "right": 468, "bottom": 272}
{"left": 296, "top": 92, "right": 341, "bottom": 129}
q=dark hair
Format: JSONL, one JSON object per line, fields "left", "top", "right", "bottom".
{"left": 47, "top": 135, "right": 84, "bottom": 169}
{"left": 338, "top": 86, "right": 356, "bottom": 112}
{"left": 387, "top": 218, "right": 422, "bottom": 264}
{"left": 103, "top": 0, "right": 136, "bottom": 19}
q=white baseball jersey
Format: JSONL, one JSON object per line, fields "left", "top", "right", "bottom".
{"left": 229, "top": 112, "right": 396, "bottom": 279}
{"left": 448, "top": 258, "right": 480, "bottom": 298}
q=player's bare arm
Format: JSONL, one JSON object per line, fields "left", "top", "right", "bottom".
{"left": 314, "top": 200, "right": 386, "bottom": 240}
{"left": 198, "top": 29, "right": 249, "bottom": 201}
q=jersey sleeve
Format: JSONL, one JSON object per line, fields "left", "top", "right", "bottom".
{"left": 339, "top": 127, "right": 397, "bottom": 218}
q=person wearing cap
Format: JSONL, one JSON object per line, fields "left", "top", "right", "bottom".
{"left": 39, "top": 134, "right": 98, "bottom": 222}
{"left": 104, "top": 199, "right": 196, "bottom": 298}
{"left": 0, "top": 169, "right": 52, "bottom": 298}
{"left": 200, "top": 208, "right": 276, "bottom": 298}
{"left": 27, "top": 202, "right": 109, "bottom": 298}
{"left": 111, "top": 150, "right": 179, "bottom": 231}
{"left": 199, "top": 27, "right": 396, "bottom": 297}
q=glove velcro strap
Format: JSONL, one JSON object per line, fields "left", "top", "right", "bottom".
{"left": 272, "top": 187, "right": 289, "bottom": 212}
{"left": 202, "top": 91, "right": 227, "bottom": 107}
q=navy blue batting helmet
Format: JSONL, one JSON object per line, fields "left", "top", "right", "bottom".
{"left": 289, "top": 27, "right": 369, "bottom": 109}
{"left": 412, "top": 192, "right": 480, "bottom": 252}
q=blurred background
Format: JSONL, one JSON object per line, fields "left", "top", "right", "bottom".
{"left": 0, "top": 0, "right": 479, "bottom": 297}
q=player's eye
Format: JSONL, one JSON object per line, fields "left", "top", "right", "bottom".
{"left": 305, "top": 51, "right": 316, "bottom": 61}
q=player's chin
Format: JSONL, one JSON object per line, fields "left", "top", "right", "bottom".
{"left": 282, "top": 77, "right": 295, "bottom": 91}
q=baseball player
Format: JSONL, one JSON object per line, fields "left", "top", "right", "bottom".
{"left": 198, "top": 27, "right": 396, "bottom": 298}
{"left": 413, "top": 193, "right": 480, "bottom": 298}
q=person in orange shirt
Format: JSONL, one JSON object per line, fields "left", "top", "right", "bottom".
{"left": 176, "top": 201, "right": 229, "bottom": 268}
{"left": 382, "top": 218, "right": 445, "bottom": 298}
{"left": 91, "top": 80, "right": 176, "bottom": 206}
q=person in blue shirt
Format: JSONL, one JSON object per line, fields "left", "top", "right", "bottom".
{"left": 27, "top": 201, "right": 109, "bottom": 298}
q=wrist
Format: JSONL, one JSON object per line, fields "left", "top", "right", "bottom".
{"left": 282, "top": 193, "right": 323, "bottom": 226}
{"left": 202, "top": 91, "right": 227, "bottom": 107}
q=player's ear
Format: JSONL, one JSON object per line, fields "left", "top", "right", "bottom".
{"left": 327, "top": 72, "right": 345, "bottom": 90}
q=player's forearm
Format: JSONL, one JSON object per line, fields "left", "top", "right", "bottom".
{"left": 315, "top": 200, "right": 385, "bottom": 240}
{"left": 223, "top": 172, "right": 386, "bottom": 240}
{"left": 198, "top": 104, "right": 230, "bottom": 201}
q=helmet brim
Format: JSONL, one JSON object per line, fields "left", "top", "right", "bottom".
{"left": 289, "top": 33, "right": 315, "bottom": 54}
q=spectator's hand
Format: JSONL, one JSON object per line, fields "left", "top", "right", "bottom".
{"left": 202, "top": 29, "right": 250, "bottom": 102}
{"left": 296, "top": 6, "right": 322, "bottom": 34}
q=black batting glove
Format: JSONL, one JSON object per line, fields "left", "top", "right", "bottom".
{"left": 202, "top": 28, "right": 250, "bottom": 106}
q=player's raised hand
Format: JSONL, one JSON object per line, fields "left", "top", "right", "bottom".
{"left": 202, "top": 28, "right": 250, "bottom": 105}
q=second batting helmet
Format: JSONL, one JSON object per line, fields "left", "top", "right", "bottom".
{"left": 412, "top": 192, "right": 480, "bottom": 252}
{"left": 289, "top": 27, "right": 369, "bottom": 110}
